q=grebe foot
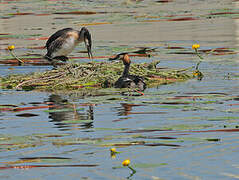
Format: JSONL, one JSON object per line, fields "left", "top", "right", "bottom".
{"left": 51, "top": 60, "right": 58, "bottom": 70}
{"left": 135, "top": 89, "right": 145, "bottom": 96}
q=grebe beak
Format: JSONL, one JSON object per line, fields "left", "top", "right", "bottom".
{"left": 109, "top": 55, "right": 120, "bottom": 61}
{"left": 109, "top": 53, "right": 127, "bottom": 61}
{"left": 109, "top": 53, "right": 131, "bottom": 66}
{"left": 84, "top": 31, "right": 93, "bottom": 59}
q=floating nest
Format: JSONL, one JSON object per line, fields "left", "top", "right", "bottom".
{"left": 0, "top": 61, "right": 192, "bottom": 91}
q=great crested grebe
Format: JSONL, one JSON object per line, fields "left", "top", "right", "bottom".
{"left": 109, "top": 53, "right": 146, "bottom": 91}
{"left": 44, "top": 27, "right": 92, "bottom": 64}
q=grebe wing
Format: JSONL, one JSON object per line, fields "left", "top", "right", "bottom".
{"left": 46, "top": 34, "right": 69, "bottom": 57}
{"left": 115, "top": 76, "right": 132, "bottom": 88}
{"left": 46, "top": 28, "right": 74, "bottom": 49}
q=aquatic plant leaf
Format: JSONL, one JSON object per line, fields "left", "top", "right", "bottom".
{"left": 0, "top": 164, "right": 98, "bottom": 170}
{"left": 1, "top": 157, "right": 71, "bottom": 165}
{"left": 154, "top": 105, "right": 190, "bottom": 109}
{"left": 19, "top": 157, "right": 72, "bottom": 164}
{"left": 174, "top": 128, "right": 239, "bottom": 133}
{"left": 100, "top": 141, "right": 145, "bottom": 147}
{"left": 123, "top": 129, "right": 170, "bottom": 133}
{"left": 144, "top": 143, "right": 181, "bottom": 147}
{"left": 160, "top": 101, "right": 191, "bottom": 105}
{"left": 2, "top": 159, "right": 41, "bottom": 165}
{"left": 206, "top": 138, "right": 220, "bottom": 142}
{"left": 221, "top": 172, "right": 239, "bottom": 179}
{"left": 0, "top": 104, "right": 18, "bottom": 108}
{"left": 52, "top": 138, "right": 102, "bottom": 146}
{"left": 44, "top": 108, "right": 75, "bottom": 113}
{"left": 167, "top": 17, "right": 198, "bottom": 21}
{"left": 113, "top": 163, "right": 167, "bottom": 169}
{"left": 164, "top": 124, "right": 214, "bottom": 130}
{"left": 53, "top": 11, "right": 100, "bottom": 15}
{"left": 16, "top": 113, "right": 39, "bottom": 117}
{"left": 0, "top": 33, "right": 41, "bottom": 39}
{"left": 207, "top": 116, "right": 239, "bottom": 121}
{"left": 178, "top": 137, "right": 220, "bottom": 142}
{"left": 133, "top": 163, "right": 168, "bottom": 168}
{"left": 0, "top": 105, "right": 57, "bottom": 112}
{"left": 61, "top": 119, "right": 93, "bottom": 124}
{"left": 138, "top": 135, "right": 177, "bottom": 140}
{"left": 94, "top": 127, "right": 128, "bottom": 131}
{"left": 28, "top": 102, "right": 43, "bottom": 105}
{"left": 33, "top": 133, "right": 71, "bottom": 138}
{"left": 123, "top": 124, "right": 214, "bottom": 133}
{"left": 225, "top": 108, "right": 239, "bottom": 113}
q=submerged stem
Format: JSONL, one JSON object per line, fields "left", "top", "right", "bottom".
{"left": 127, "top": 165, "right": 136, "bottom": 179}
{"left": 195, "top": 61, "right": 202, "bottom": 70}
{"left": 8, "top": 50, "right": 24, "bottom": 65}
{"left": 195, "top": 49, "right": 203, "bottom": 60}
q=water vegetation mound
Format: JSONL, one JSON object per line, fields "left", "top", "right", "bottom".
{"left": 0, "top": 61, "right": 192, "bottom": 91}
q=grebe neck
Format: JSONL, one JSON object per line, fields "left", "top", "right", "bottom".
{"left": 123, "top": 64, "right": 130, "bottom": 77}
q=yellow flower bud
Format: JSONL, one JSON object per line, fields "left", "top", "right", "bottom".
{"left": 110, "top": 148, "right": 117, "bottom": 153}
{"left": 122, "top": 159, "right": 130, "bottom": 166}
{"left": 192, "top": 44, "right": 200, "bottom": 50}
{"left": 7, "top": 45, "right": 15, "bottom": 51}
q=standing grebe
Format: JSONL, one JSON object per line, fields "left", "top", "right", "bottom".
{"left": 110, "top": 53, "right": 146, "bottom": 91}
{"left": 44, "top": 27, "right": 92, "bottom": 64}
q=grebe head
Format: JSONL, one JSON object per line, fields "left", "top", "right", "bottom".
{"left": 109, "top": 53, "right": 131, "bottom": 65}
{"left": 79, "top": 27, "right": 93, "bottom": 59}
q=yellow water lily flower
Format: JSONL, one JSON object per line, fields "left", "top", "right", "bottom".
{"left": 193, "top": 72, "right": 199, "bottom": 76}
{"left": 110, "top": 148, "right": 117, "bottom": 153}
{"left": 7, "top": 45, "right": 15, "bottom": 51}
{"left": 192, "top": 44, "right": 200, "bottom": 50}
{"left": 122, "top": 159, "right": 130, "bottom": 166}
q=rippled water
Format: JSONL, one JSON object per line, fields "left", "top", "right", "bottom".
{"left": 1, "top": 0, "right": 239, "bottom": 179}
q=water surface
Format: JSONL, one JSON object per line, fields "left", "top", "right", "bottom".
{"left": 1, "top": 0, "right": 239, "bottom": 179}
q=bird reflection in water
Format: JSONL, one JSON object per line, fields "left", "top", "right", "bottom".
{"left": 47, "top": 94, "right": 94, "bottom": 131}
{"left": 114, "top": 103, "right": 165, "bottom": 121}
{"left": 117, "top": 103, "right": 143, "bottom": 116}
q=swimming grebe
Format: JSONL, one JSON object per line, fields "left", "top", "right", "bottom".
{"left": 110, "top": 53, "right": 146, "bottom": 91}
{"left": 44, "top": 27, "right": 92, "bottom": 64}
